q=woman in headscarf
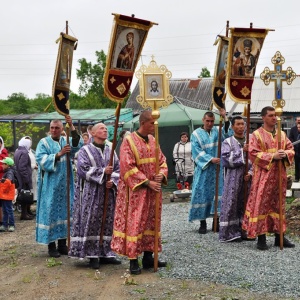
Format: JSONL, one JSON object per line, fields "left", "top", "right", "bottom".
{"left": 0, "top": 136, "right": 9, "bottom": 226}
{"left": 24, "top": 136, "right": 38, "bottom": 206}
{"left": 14, "top": 137, "right": 33, "bottom": 220}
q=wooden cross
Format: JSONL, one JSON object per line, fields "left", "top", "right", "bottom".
{"left": 260, "top": 51, "right": 296, "bottom": 115}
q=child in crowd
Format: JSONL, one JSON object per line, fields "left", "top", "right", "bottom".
{"left": 0, "top": 157, "right": 16, "bottom": 232}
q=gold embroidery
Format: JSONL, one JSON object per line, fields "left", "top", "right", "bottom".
{"left": 124, "top": 167, "right": 139, "bottom": 181}
{"left": 113, "top": 229, "right": 161, "bottom": 242}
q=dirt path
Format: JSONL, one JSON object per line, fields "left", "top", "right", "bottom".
{"left": 0, "top": 200, "right": 298, "bottom": 300}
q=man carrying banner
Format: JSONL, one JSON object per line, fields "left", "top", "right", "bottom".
{"left": 219, "top": 116, "right": 252, "bottom": 242}
{"left": 111, "top": 110, "right": 168, "bottom": 275}
{"left": 69, "top": 123, "right": 121, "bottom": 269}
{"left": 242, "top": 106, "right": 295, "bottom": 250}
{"left": 35, "top": 116, "right": 83, "bottom": 257}
{"left": 189, "top": 108, "right": 231, "bottom": 233}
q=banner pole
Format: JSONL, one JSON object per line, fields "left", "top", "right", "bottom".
{"left": 243, "top": 103, "right": 250, "bottom": 214}
{"left": 100, "top": 103, "right": 121, "bottom": 246}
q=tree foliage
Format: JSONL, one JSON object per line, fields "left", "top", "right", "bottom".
{"left": 0, "top": 49, "right": 132, "bottom": 114}
{"left": 0, "top": 121, "right": 45, "bottom": 149}
{"left": 198, "top": 67, "right": 211, "bottom": 78}
{"left": 75, "top": 50, "right": 130, "bottom": 109}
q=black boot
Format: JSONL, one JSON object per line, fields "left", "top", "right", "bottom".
{"left": 257, "top": 234, "right": 268, "bottom": 250}
{"left": 142, "top": 251, "right": 167, "bottom": 269}
{"left": 20, "top": 204, "right": 33, "bottom": 220}
{"left": 48, "top": 242, "right": 60, "bottom": 258}
{"left": 198, "top": 220, "right": 207, "bottom": 234}
{"left": 27, "top": 204, "right": 36, "bottom": 217}
{"left": 89, "top": 258, "right": 100, "bottom": 269}
{"left": 130, "top": 259, "right": 141, "bottom": 275}
{"left": 57, "top": 239, "right": 68, "bottom": 255}
{"left": 212, "top": 217, "right": 219, "bottom": 232}
{"left": 274, "top": 234, "right": 295, "bottom": 248}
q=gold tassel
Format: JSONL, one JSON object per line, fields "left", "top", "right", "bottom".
{"left": 242, "top": 104, "right": 247, "bottom": 117}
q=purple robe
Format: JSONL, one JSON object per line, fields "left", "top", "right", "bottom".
{"left": 219, "top": 136, "right": 251, "bottom": 242}
{"left": 68, "top": 143, "right": 120, "bottom": 259}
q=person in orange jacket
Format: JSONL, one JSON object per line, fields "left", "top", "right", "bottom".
{"left": 0, "top": 136, "right": 9, "bottom": 228}
{"left": 0, "top": 157, "right": 16, "bottom": 232}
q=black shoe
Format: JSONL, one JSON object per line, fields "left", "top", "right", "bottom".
{"left": 57, "top": 239, "right": 68, "bottom": 255}
{"left": 198, "top": 220, "right": 207, "bottom": 234}
{"left": 27, "top": 210, "right": 36, "bottom": 217}
{"left": 89, "top": 258, "right": 100, "bottom": 269}
{"left": 212, "top": 217, "right": 219, "bottom": 232}
{"left": 99, "top": 257, "right": 121, "bottom": 265}
{"left": 57, "top": 245, "right": 68, "bottom": 255}
{"left": 241, "top": 230, "right": 256, "bottom": 241}
{"left": 142, "top": 257, "right": 167, "bottom": 269}
{"left": 20, "top": 214, "right": 34, "bottom": 220}
{"left": 230, "top": 238, "right": 242, "bottom": 243}
{"left": 48, "top": 242, "right": 61, "bottom": 258}
{"left": 257, "top": 234, "right": 268, "bottom": 250}
{"left": 130, "top": 259, "right": 141, "bottom": 275}
{"left": 274, "top": 234, "right": 295, "bottom": 248}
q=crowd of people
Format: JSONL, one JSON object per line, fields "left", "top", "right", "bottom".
{"left": 0, "top": 105, "right": 297, "bottom": 275}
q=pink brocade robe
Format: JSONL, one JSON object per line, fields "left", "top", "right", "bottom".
{"left": 111, "top": 132, "right": 168, "bottom": 258}
{"left": 242, "top": 127, "right": 294, "bottom": 238}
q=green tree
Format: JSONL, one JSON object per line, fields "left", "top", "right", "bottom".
{"left": 76, "top": 50, "right": 130, "bottom": 109}
{"left": 198, "top": 67, "right": 211, "bottom": 78}
{"left": 7, "top": 93, "right": 30, "bottom": 114}
{"left": 29, "top": 93, "right": 54, "bottom": 113}
{"left": 0, "top": 121, "right": 45, "bottom": 149}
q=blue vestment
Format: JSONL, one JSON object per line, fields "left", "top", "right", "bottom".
{"left": 189, "top": 125, "right": 231, "bottom": 221}
{"left": 35, "top": 135, "right": 83, "bottom": 244}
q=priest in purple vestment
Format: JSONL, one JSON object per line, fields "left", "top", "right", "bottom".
{"left": 68, "top": 123, "right": 121, "bottom": 269}
{"left": 219, "top": 116, "right": 252, "bottom": 242}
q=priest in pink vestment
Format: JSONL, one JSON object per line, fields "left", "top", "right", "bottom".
{"left": 111, "top": 110, "right": 168, "bottom": 275}
{"left": 242, "top": 106, "right": 295, "bottom": 250}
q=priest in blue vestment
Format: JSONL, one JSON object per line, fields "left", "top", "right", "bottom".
{"left": 35, "top": 116, "right": 83, "bottom": 257}
{"left": 189, "top": 109, "right": 232, "bottom": 234}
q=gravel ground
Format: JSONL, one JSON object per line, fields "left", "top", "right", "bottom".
{"left": 159, "top": 200, "right": 300, "bottom": 299}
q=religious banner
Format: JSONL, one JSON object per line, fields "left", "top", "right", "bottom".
{"left": 227, "top": 28, "right": 269, "bottom": 104}
{"left": 212, "top": 36, "right": 229, "bottom": 109}
{"left": 52, "top": 33, "right": 78, "bottom": 116}
{"left": 103, "top": 14, "right": 156, "bottom": 103}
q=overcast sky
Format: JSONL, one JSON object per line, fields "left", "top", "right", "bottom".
{"left": 0, "top": 0, "right": 299, "bottom": 100}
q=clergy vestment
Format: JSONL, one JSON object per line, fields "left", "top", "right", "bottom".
{"left": 219, "top": 136, "right": 251, "bottom": 242}
{"left": 111, "top": 132, "right": 168, "bottom": 259}
{"left": 242, "top": 127, "right": 294, "bottom": 238}
{"left": 69, "top": 143, "right": 120, "bottom": 259}
{"left": 36, "top": 135, "right": 83, "bottom": 244}
{"left": 189, "top": 125, "right": 231, "bottom": 222}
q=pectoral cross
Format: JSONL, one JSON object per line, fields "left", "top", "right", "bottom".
{"left": 260, "top": 51, "right": 296, "bottom": 115}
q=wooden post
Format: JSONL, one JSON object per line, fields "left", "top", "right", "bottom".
{"left": 66, "top": 123, "right": 71, "bottom": 248}
{"left": 99, "top": 103, "right": 121, "bottom": 246}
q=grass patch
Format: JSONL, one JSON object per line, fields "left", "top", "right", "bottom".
{"left": 46, "top": 257, "right": 62, "bottom": 267}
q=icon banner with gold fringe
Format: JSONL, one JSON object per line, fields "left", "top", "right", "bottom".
{"left": 103, "top": 14, "right": 156, "bottom": 104}
{"left": 52, "top": 33, "right": 78, "bottom": 116}
{"left": 227, "top": 28, "right": 269, "bottom": 104}
{"left": 212, "top": 36, "right": 229, "bottom": 109}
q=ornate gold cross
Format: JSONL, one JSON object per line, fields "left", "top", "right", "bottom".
{"left": 260, "top": 51, "right": 296, "bottom": 116}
